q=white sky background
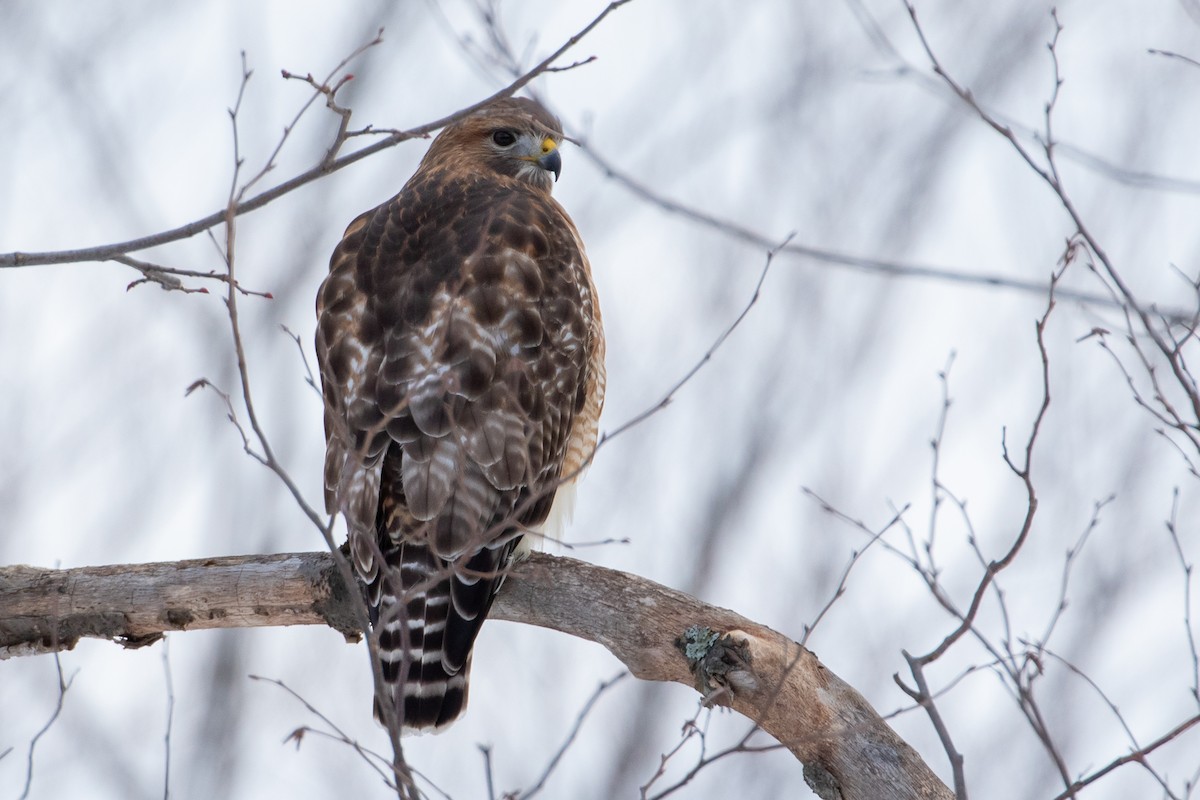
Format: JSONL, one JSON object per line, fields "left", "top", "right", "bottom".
{"left": 2, "top": 1, "right": 1200, "bottom": 798}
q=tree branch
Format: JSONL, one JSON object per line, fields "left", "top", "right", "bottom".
{"left": 0, "top": 551, "right": 951, "bottom": 800}
{"left": 0, "top": 0, "right": 632, "bottom": 271}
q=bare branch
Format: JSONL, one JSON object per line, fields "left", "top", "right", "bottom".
{"left": 518, "top": 672, "right": 627, "bottom": 799}
{"left": 1038, "top": 495, "right": 1113, "bottom": 649}
{"left": 1049, "top": 713, "right": 1200, "bottom": 800}
{"left": 266, "top": 27, "right": 383, "bottom": 187}
{"left": 214, "top": 66, "right": 411, "bottom": 782}
{"left": 577, "top": 131, "right": 1200, "bottom": 317}
{"left": 896, "top": 650, "right": 965, "bottom": 799}
{"left": 480, "top": 745, "right": 498, "bottom": 800}
{"left": 0, "top": 1, "right": 635, "bottom": 272}
{"left": 645, "top": 722, "right": 777, "bottom": 800}
{"left": 905, "top": 3, "right": 1200, "bottom": 459}
{"left": 0, "top": 553, "right": 359, "bottom": 654}
{"left": 1148, "top": 48, "right": 1200, "bottom": 70}
{"left": 110, "top": 253, "right": 271, "bottom": 297}
{"left": 469, "top": 2, "right": 1157, "bottom": 321}
{"left": 280, "top": 324, "right": 323, "bottom": 398}
{"left": 1037, "top": 648, "right": 1180, "bottom": 796}
{"left": 925, "top": 351, "right": 957, "bottom": 575}
{"left": 801, "top": 506, "right": 906, "bottom": 646}
{"left": 1166, "top": 488, "right": 1200, "bottom": 706}
{"left": 183, "top": 377, "right": 253, "bottom": 454}
{"left": 916, "top": 271, "right": 1057, "bottom": 667}
{"left": 638, "top": 706, "right": 708, "bottom": 798}
{"left": 162, "top": 639, "right": 174, "bottom": 800}
{"left": 250, "top": 675, "right": 399, "bottom": 792}
{"left": 598, "top": 234, "right": 789, "bottom": 448}
{"left": 0, "top": 552, "right": 953, "bottom": 800}
{"left": 20, "top": 654, "right": 76, "bottom": 800}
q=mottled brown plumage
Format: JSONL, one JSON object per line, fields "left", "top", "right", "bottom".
{"left": 316, "top": 97, "right": 604, "bottom": 730}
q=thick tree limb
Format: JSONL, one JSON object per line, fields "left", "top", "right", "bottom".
{"left": 0, "top": 552, "right": 951, "bottom": 800}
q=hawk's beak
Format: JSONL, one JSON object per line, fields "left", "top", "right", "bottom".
{"left": 537, "top": 138, "right": 562, "bottom": 181}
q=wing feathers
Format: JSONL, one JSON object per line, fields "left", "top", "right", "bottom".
{"left": 316, "top": 102, "right": 604, "bottom": 731}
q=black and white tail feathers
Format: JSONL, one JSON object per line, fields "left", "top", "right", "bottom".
{"left": 370, "top": 536, "right": 518, "bottom": 731}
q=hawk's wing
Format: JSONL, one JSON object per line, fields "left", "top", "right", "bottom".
{"left": 316, "top": 162, "right": 603, "bottom": 730}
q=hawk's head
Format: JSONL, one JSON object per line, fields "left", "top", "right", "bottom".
{"left": 420, "top": 97, "right": 565, "bottom": 192}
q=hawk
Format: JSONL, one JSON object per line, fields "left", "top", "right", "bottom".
{"left": 315, "top": 97, "right": 605, "bottom": 731}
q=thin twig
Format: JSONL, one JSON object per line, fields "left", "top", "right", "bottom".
{"left": 225, "top": 52, "right": 252, "bottom": 206}
{"left": 1035, "top": 648, "right": 1178, "bottom": 797}
{"left": 21, "top": 654, "right": 76, "bottom": 800}
{"left": 897, "top": 650, "right": 965, "bottom": 799}
{"left": 162, "top": 638, "right": 174, "bottom": 800}
{"left": 805, "top": 488, "right": 920, "bottom": 577}
{"left": 800, "top": 506, "right": 907, "bottom": 646}
{"left": 645, "top": 723, "right": 776, "bottom": 800}
{"left": 925, "top": 351, "right": 957, "bottom": 578}
{"left": 0, "top": 1, "right": 635, "bottom": 272}
{"left": 638, "top": 706, "right": 707, "bottom": 798}
{"left": 598, "top": 234, "right": 790, "bottom": 446}
{"left": 1049, "top": 713, "right": 1200, "bottom": 800}
{"left": 250, "top": 675, "right": 398, "bottom": 791}
{"left": 280, "top": 324, "right": 322, "bottom": 397}
{"left": 880, "top": 660, "right": 998, "bottom": 722}
{"left": 264, "top": 28, "right": 383, "bottom": 188}
{"left": 1166, "top": 488, "right": 1200, "bottom": 706}
{"left": 912, "top": 192, "right": 1060, "bottom": 667}
{"left": 519, "top": 672, "right": 627, "bottom": 799}
{"left": 217, "top": 61, "right": 410, "bottom": 794}
{"left": 907, "top": 2, "right": 1200, "bottom": 460}
{"left": 579, "top": 136, "right": 1167, "bottom": 313}
{"left": 185, "top": 378, "right": 262, "bottom": 463}
{"left": 1038, "top": 495, "right": 1113, "bottom": 649}
{"left": 1148, "top": 48, "right": 1200, "bottom": 70}
{"left": 478, "top": 234, "right": 789, "bottom": 557}
{"left": 480, "top": 745, "right": 497, "bottom": 800}
{"left": 111, "top": 253, "right": 272, "bottom": 296}
{"left": 892, "top": 11, "right": 1200, "bottom": 797}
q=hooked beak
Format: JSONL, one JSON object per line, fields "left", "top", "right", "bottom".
{"left": 537, "top": 138, "right": 562, "bottom": 181}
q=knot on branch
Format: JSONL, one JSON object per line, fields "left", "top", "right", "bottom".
{"left": 676, "top": 625, "right": 758, "bottom": 704}
{"left": 803, "top": 762, "right": 845, "bottom": 800}
{"left": 117, "top": 631, "right": 165, "bottom": 649}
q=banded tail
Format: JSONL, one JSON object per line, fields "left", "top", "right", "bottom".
{"left": 370, "top": 537, "right": 517, "bottom": 731}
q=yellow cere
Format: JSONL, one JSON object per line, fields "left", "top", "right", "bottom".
{"left": 541, "top": 137, "right": 558, "bottom": 154}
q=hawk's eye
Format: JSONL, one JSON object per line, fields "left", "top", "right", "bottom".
{"left": 491, "top": 130, "right": 517, "bottom": 147}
